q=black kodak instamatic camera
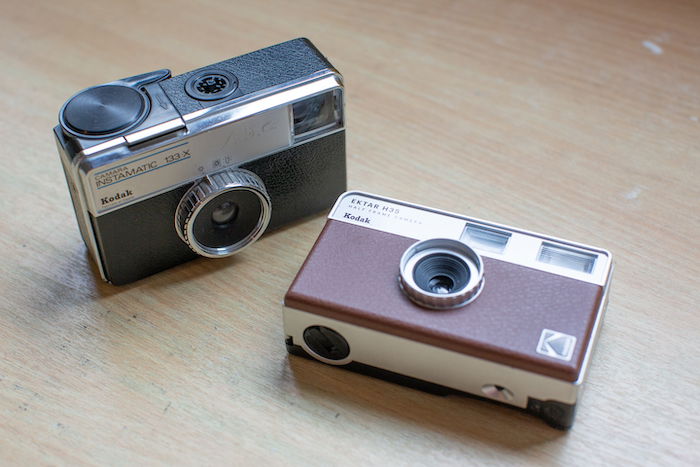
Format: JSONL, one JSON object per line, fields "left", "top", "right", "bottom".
{"left": 54, "top": 39, "right": 346, "bottom": 285}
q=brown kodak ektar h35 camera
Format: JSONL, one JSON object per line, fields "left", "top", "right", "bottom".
{"left": 284, "top": 191, "right": 614, "bottom": 429}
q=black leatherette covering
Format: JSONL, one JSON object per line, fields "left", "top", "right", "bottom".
{"left": 159, "top": 38, "right": 333, "bottom": 116}
{"left": 93, "top": 131, "right": 345, "bottom": 285}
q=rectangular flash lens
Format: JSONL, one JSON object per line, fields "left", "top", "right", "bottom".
{"left": 461, "top": 224, "right": 511, "bottom": 253}
{"left": 537, "top": 243, "right": 597, "bottom": 274}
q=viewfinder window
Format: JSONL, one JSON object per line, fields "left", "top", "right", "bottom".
{"left": 292, "top": 90, "right": 342, "bottom": 142}
{"left": 461, "top": 224, "right": 511, "bottom": 253}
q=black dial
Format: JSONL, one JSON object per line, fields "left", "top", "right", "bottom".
{"left": 61, "top": 85, "right": 147, "bottom": 136}
{"left": 303, "top": 326, "right": 350, "bottom": 361}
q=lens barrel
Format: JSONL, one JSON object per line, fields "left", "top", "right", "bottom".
{"left": 175, "top": 169, "right": 271, "bottom": 258}
{"left": 399, "top": 238, "right": 484, "bottom": 309}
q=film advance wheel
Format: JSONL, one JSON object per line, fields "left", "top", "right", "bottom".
{"left": 175, "top": 169, "right": 272, "bottom": 258}
{"left": 59, "top": 84, "right": 149, "bottom": 138}
{"left": 302, "top": 326, "right": 350, "bottom": 363}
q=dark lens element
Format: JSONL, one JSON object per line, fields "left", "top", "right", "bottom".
{"left": 413, "top": 253, "right": 470, "bottom": 295}
{"left": 211, "top": 201, "right": 238, "bottom": 227}
{"left": 192, "top": 191, "right": 262, "bottom": 249}
{"left": 399, "top": 238, "right": 485, "bottom": 309}
{"left": 428, "top": 275, "right": 455, "bottom": 294}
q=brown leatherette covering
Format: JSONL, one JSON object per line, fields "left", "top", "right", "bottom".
{"left": 285, "top": 220, "right": 604, "bottom": 382}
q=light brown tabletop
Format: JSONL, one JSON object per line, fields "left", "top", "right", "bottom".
{"left": 1, "top": 0, "right": 698, "bottom": 464}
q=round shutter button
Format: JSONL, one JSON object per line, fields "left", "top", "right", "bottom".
{"left": 61, "top": 85, "right": 147, "bottom": 137}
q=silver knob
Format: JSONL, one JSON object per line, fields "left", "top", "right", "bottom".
{"left": 175, "top": 169, "right": 272, "bottom": 258}
{"left": 399, "top": 238, "right": 485, "bottom": 309}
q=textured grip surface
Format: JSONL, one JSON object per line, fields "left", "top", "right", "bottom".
{"left": 241, "top": 131, "right": 346, "bottom": 230}
{"left": 91, "top": 184, "right": 198, "bottom": 285}
{"left": 160, "top": 38, "right": 334, "bottom": 116}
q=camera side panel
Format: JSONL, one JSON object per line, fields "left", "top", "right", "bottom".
{"left": 91, "top": 184, "right": 198, "bottom": 285}
{"left": 160, "top": 38, "right": 334, "bottom": 116}
{"left": 240, "top": 130, "right": 346, "bottom": 230}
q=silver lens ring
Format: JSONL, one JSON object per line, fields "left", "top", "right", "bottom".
{"left": 399, "top": 238, "right": 485, "bottom": 310}
{"left": 175, "top": 169, "right": 271, "bottom": 258}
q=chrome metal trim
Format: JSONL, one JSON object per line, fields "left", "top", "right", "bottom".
{"left": 183, "top": 74, "right": 343, "bottom": 136}
{"left": 175, "top": 169, "right": 271, "bottom": 258}
{"left": 573, "top": 262, "right": 614, "bottom": 386}
{"left": 124, "top": 118, "right": 185, "bottom": 145}
{"left": 81, "top": 137, "right": 127, "bottom": 157}
{"left": 70, "top": 71, "right": 342, "bottom": 174}
{"left": 54, "top": 132, "right": 108, "bottom": 281}
{"left": 73, "top": 74, "right": 343, "bottom": 177}
{"left": 399, "top": 238, "right": 485, "bottom": 309}
{"left": 182, "top": 69, "right": 338, "bottom": 122}
{"left": 84, "top": 125, "right": 344, "bottom": 217}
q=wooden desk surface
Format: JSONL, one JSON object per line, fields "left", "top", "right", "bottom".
{"left": 1, "top": 0, "right": 698, "bottom": 464}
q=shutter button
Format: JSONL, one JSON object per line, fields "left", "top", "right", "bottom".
{"left": 61, "top": 85, "right": 147, "bottom": 137}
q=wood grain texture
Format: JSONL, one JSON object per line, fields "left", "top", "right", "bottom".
{"left": 1, "top": 0, "right": 698, "bottom": 464}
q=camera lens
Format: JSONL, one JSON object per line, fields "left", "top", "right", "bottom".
{"left": 176, "top": 169, "right": 272, "bottom": 258}
{"left": 413, "top": 253, "right": 470, "bottom": 294}
{"left": 399, "top": 239, "right": 484, "bottom": 309}
{"left": 192, "top": 191, "right": 262, "bottom": 249}
{"left": 211, "top": 201, "right": 239, "bottom": 227}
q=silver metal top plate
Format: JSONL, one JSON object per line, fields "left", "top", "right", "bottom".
{"left": 75, "top": 74, "right": 343, "bottom": 216}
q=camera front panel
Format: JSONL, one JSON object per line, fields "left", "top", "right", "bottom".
{"left": 240, "top": 130, "right": 346, "bottom": 230}
{"left": 286, "top": 220, "right": 604, "bottom": 382}
{"left": 285, "top": 192, "right": 613, "bottom": 383}
{"left": 90, "top": 184, "right": 197, "bottom": 285}
{"left": 91, "top": 130, "right": 345, "bottom": 284}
